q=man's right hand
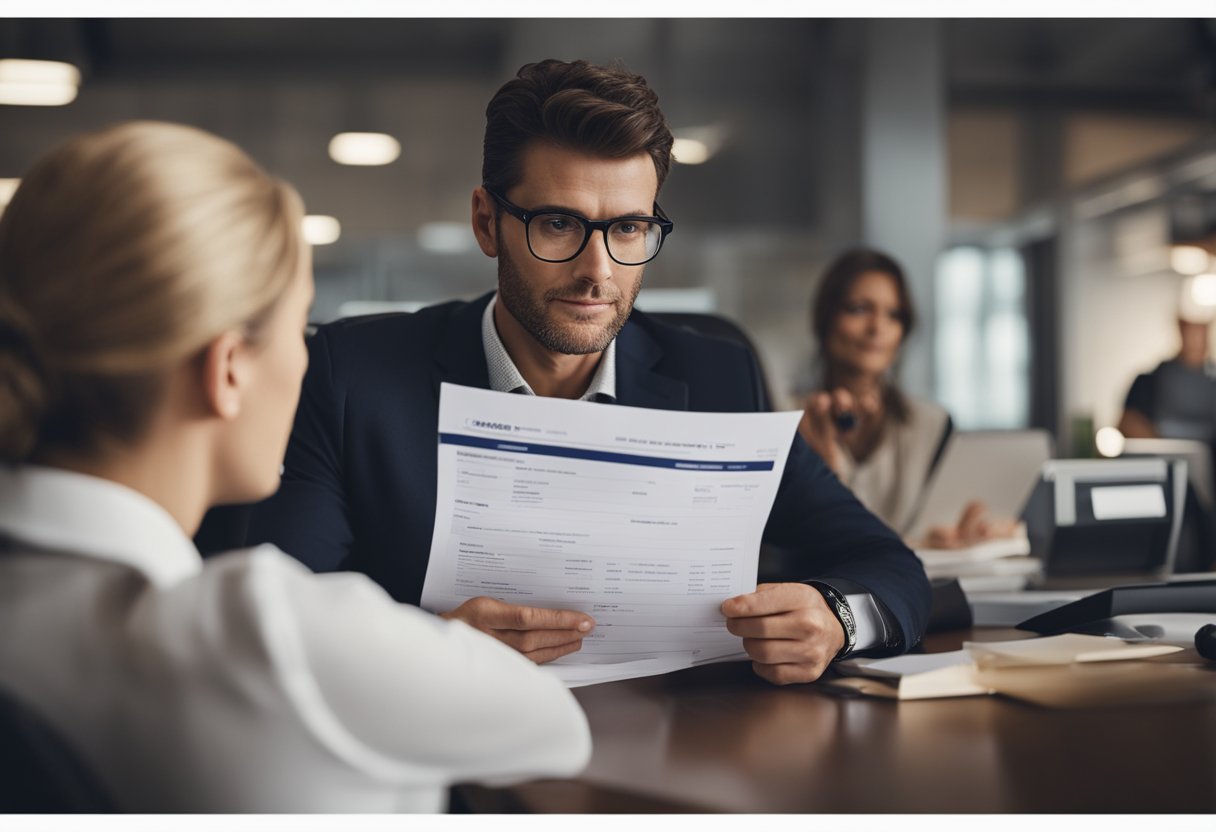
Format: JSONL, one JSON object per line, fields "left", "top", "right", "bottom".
{"left": 440, "top": 596, "right": 595, "bottom": 664}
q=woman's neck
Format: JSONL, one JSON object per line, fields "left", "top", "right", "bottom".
{"left": 826, "top": 368, "right": 884, "bottom": 400}
{"left": 37, "top": 429, "right": 213, "bottom": 538}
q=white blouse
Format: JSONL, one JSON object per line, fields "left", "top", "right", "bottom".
{"left": 0, "top": 466, "right": 590, "bottom": 812}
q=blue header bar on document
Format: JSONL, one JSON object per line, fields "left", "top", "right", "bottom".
{"left": 438, "top": 432, "right": 775, "bottom": 472}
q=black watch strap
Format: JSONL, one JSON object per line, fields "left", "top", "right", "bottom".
{"left": 809, "top": 581, "right": 857, "bottom": 661}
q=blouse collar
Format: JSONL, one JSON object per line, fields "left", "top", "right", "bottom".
{"left": 0, "top": 464, "right": 202, "bottom": 587}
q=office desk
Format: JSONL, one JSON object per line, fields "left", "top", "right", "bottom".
{"left": 458, "top": 629, "right": 1216, "bottom": 813}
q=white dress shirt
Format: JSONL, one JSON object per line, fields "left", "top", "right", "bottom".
{"left": 481, "top": 295, "right": 890, "bottom": 653}
{"left": 0, "top": 465, "right": 590, "bottom": 812}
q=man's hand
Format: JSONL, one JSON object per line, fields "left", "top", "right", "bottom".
{"left": 720, "top": 582, "right": 845, "bottom": 685}
{"left": 441, "top": 596, "right": 594, "bottom": 664}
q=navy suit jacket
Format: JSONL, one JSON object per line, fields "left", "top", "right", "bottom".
{"left": 246, "top": 292, "right": 931, "bottom": 652}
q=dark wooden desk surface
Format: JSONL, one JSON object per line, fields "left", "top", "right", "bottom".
{"left": 459, "top": 629, "right": 1216, "bottom": 813}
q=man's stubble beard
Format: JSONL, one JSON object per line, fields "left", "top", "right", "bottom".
{"left": 495, "top": 234, "right": 642, "bottom": 356}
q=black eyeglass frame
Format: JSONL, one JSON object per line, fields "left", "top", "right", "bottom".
{"left": 484, "top": 185, "right": 674, "bottom": 266}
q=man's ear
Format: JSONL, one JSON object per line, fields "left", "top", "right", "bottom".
{"left": 200, "top": 331, "right": 246, "bottom": 420}
{"left": 471, "top": 186, "right": 499, "bottom": 258}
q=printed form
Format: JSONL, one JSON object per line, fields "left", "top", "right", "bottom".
{"left": 420, "top": 383, "right": 802, "bottom": 686}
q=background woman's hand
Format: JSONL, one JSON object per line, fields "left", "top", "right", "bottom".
{"left": 798, "top": 391, "right": 847, "bottom": 473}
{"left": 921, "top": 500, "right": 1020, "bottom": 549}
{"left": 798, "top": 388, "right": 882, "bottom": 475}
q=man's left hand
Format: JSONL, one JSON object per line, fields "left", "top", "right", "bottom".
{"left": 721, "top": 582, "right": 845, "bottom": 685}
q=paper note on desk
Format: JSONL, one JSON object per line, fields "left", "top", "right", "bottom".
{"left": 830, "top": 634, "right": 1184, "bottom": 700}
{"left": 419, "top": 383, "right": 803, "bottom": 687}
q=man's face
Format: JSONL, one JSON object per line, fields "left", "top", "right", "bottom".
{"left": 493, "top": 142, "right": 659, "bottom": 355}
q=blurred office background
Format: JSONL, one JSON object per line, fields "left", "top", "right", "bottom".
{"left": 2, "top": 18, "right": 1215, "bottom": 452}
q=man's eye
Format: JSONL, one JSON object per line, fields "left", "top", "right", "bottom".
{"left": 541, "top": 217, "right": 578, "bottom": 233}
{"left": 614, "top": 222, "right": 640, "bottom": 235}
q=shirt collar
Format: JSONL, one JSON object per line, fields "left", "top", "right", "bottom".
{"left": 0, "top": 465, "right": 202, "bottom": 587}
{"left": 481, "top": 292, "right": 617, "bottom": 402}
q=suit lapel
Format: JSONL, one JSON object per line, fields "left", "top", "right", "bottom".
{"left": 614, "top": 316, "right": 690, "bottom": 411}
{"left": 432, "top": 292, "right": 494, "bottom": 393}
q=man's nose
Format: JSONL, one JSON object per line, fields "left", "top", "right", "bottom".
{"left": 572, "top": 229, "right": 615, "bottom": 284}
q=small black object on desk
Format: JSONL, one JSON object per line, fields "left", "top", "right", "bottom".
{"left": 1196, "top": 623, "right": 1216, "bottom": 661}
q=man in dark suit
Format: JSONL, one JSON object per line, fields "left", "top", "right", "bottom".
{"left": 247, "top": 58, "right": 930, "bottom": 685}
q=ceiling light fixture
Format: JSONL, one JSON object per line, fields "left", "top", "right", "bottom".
{"left": 671, "top": 125, "right": 727, "bottom": 166}
{"left": 0, "top": 59, "right": 80, "bottom": 107}
{"left": 328, "top": 132, "right": 401, "bottom": 166}
{"left": 1191, "top": 274, "right": 1216, "bottom": 307}
{"left": 0, "top": 178, "right": 19, "bottom": 205}
{"left": 1171, "top": 244, "right": 1212, "bottom": 276}
{"left": 302, "top": 215, "right": 341, "bottom": 246}
{"left": 417, "top": 222, "right": 475, "bottom": 254}
{"left": 1094, "top": 427, "right": 1125, "bottom": 459}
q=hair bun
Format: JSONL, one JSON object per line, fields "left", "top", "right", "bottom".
{"left": 0, "top": 310, "right": 49, "bottom": 463}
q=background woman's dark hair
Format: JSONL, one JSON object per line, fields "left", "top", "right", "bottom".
{"left": 482, "top": 58, "right": 674, "bottom": 194}
{"left": 810, "top": 247, "right": 917, "bottom": 421}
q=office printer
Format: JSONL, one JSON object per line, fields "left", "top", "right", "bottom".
{"left": 1022, "top": 458, "right": 1187, "bottom": 584}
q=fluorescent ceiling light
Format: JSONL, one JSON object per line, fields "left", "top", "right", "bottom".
{"left": 1094, "top": 427, "right": 1125, "bottom": 459}
{"left": 672, "top": 138, "right": 711, "bottom": 165}
{"left": 417, "top": 222, "right": 474, "bottom": 254}
{"left": 328, "top": 132, "right": 400, "bottom": 166}
{"left": 671, "top": 125, "right": 727, "bottom": 166}
{"left": 0, "top": 178, "right": 19, "bottom": 205}
{"left": 0, "top": 59, "right": 80, "bottom": 106}
{"left": 302, "top": 215, "right": 341, "bottom": 246}
{"left": 1191, "top": 274, "right": 1216, "bottom": 307}
{"left": 1171, "top": 245, "right": 1211, "bottom": 276}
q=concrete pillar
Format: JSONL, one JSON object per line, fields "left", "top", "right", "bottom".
{"left": 860, "top": 19, "right": 946, "bottom": 400}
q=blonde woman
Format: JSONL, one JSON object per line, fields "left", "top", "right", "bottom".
{"left": 0, "top": 122, "right": 589, "bottom": 812}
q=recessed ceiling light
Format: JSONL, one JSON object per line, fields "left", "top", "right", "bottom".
{"left": 328, "top": 132, "right": 401, "bottom": 166}
{"left": 417, "top": 222, "right": 475, "bottom": 254}
{"left": 1191, "top": 273, "right": 1216, "bottom": 307}
{"left": 302, "top": 215, "right": 341, "bottom": 246}
{"left": 671, "top": 125, "right": 727, "bottom": 166}
{"left": 0, "top": 60, "right": 80, "bottom": 107}
{"left": 0, "top": 178, "right": 19, "bottom": 205}
{"left": 672, "top": 138, "right": 711, "bottom": 165}
{"left": 1094, "top": 426, "right": 1125, "bottom": 459}
{"left": 1171, "top": 244, "right": 1211, "bottom": 276}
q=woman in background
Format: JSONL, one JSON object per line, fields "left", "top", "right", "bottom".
{"left": 0, "top": 121, "right": 589, "bottom": 812}
{"left": 798, "top": 247, "right": 1007, "bottom": 546}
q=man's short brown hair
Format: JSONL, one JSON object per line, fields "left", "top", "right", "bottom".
{"left": 482, "top": 59, "right": 674, "bottom": 195}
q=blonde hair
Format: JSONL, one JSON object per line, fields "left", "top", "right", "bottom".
{"left": 0, "top": 121, "right": 305, "bottom": 463}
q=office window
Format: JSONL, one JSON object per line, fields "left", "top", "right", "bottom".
{"left": 935, "top": 246, "right": 1031, "bottom": 429}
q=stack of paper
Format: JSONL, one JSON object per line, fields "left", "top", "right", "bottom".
{"left": 914, "top": 529, "right": 1040, "bottom": 592}
{"left": 826, "top": 633, "right": 1187, "bottom": 705}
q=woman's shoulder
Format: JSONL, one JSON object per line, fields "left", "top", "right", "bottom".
{"left": 895, "top": 395, "right": 951, "bottom": 438}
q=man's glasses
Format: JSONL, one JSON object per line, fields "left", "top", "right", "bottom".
{"left": 485, "top": 186, "right": 674, "bottom": 266}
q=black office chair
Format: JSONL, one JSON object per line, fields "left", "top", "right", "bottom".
{"left": 0, "top": 686, "right": 114, "bottom": 813}
{"left": 648, "top": 311, "right": 775, "bottom": 409}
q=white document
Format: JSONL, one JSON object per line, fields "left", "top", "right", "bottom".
{"left": 1089, "top": 484, "right": 1167, "bottom": 520}
{"left": 420, "top": 383, "right": 803, "bottom": 687}
{"left": 904, "top": 430, "right": 1052, "bottom": 543}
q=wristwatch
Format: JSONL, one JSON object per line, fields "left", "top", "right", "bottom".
{"left": 809, "top": 581, "right": 857, "bottom": 661}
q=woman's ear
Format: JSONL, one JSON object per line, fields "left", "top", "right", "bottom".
{"left": 471, "top": 186, "right": 499, "bottom": 258}
{"left": 200, "top": 331, "right": 246, "bottom": 420}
